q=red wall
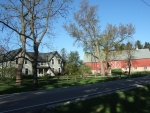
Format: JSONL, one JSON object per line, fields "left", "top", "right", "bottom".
{"left": 85, "top": 58, "right": 150, "bottom": 70}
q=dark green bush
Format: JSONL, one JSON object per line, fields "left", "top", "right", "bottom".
{"left": 112, "top": 68, "right": 122, "bottom": 76}
{"left": 132, "top": 71, "right": 150, "bottom": 77}
{"left": 22, "top": 74, "right": 33, "bottom": 79}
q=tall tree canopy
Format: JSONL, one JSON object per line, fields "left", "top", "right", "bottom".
{"left": 64, "top": 0, "right": 135, "bottom": 76}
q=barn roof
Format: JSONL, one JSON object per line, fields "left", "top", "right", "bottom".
{"left": 84, "top": 49, "right": 150, "bottom": 62}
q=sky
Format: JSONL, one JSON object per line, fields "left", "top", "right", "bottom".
{"left": 2, "top": 0, "right": 150, "bottom": 60}
{"left": 42, "top": 0, "right": 150, "bottom": 60}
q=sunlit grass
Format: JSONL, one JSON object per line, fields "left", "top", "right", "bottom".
{"left": 49, "top": 85, "right": 150, "bottom": 113}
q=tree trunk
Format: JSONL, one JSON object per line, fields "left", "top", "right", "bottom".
{"left": 16, "top": 36, "right": 26, "bottom": 85}
{"left": 128, "top": 62, "right": 131, "bottom": 77}
{"left": 16, "top": 61, "right": 23, "bottom": 85}
{"left": 107, "top": 62, "right": 112, "bottom": 76}
{"left": 95, "top": 40, "right": 105, "bottom": 76}
{"left": 32, "top": 43, "right": 39, "bottom": 88}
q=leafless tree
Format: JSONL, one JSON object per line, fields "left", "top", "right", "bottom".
{"left": 0, "top": 0, "right": 30, "bottom": 85}
{"left": 124, "top": 42, "right": 135, "bottom": 77}
{"left": 0, "top": 0, "right": 72, "bottom": 87}
{"left": 99, "top": 24, "right": 135, "bottom": 75}
{"left": 64, "top": 0, "right": 105, "bottom": 76}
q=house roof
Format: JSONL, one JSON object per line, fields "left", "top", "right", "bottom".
{"left": 84, "top": 49, "right": 150, "bottom": 62}
{"left": 0, "top": 48, "right": 22, "bottom": 62}
{"left": 26, "top": 51, "right": 58, "bottom": 62}
{"left": 0, "top": 48, "right": 64, "bottom": 62}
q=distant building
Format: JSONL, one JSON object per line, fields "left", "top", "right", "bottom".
{"left": 0, "top": 48, "right": 65, "bottom": 76}
{"left": 84, "top": 49, "right": 150, "bottom": 74}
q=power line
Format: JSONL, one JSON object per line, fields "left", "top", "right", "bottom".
{"left": 141, "top": 0, "right": 150, "bottom": 7}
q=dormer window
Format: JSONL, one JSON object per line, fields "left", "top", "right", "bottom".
{"left": 16, "top": 58, "right": 18, "bottom": 64}
{"left": 25, "top": 68, "right": 28, "bottom": 75}
{"left": 58, "top": 59, "right": 61, "bottom": 64}
{"left": 25, "top": 58, "right": 27, "bottom": 64}
{"left": 52, "top": 59, "right": 54, "bottom": 64}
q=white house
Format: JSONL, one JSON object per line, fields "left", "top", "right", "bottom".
{"left": 0, "top": 48, "right": 65, "bottom": 76}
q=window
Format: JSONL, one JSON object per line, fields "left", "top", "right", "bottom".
{"left": 144, "top": 67, "right": 147, "bottom": 69}
{"left": 52, "top": 68, "right": 54, "bottom": 72}
{"left": 52, "top": 59, "right": 54, "bottom": 64}
{"left": 41, "top": 62, "right": 43, "bottom": 65}
{"left": 16, "top": 58, "right": 18, "bottom": 64}
{"left": 25, "top": 68, "right": 28, "bottom": 75}
{"left": 10, "top": 61, "right": 11, "bottom": 66}
{"left": 58, "top": 68, "right": 61, "bottom": 73}
{"left": 25, "top": 58, "right": 27, "bottom": 64}
{"left": 58, "top": 59, "right": 61, "bottom": 64}
{"left": 39, "top": 69, "right": 43, "bottom": 74}
{"left": 134, "top": 67, "right": 137, "bottom": 70}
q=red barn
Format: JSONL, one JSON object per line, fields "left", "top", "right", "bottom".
{"left": 84, "top": 49, "right": 150, "bottom": 74}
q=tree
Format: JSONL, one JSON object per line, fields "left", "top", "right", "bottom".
{"left": 0, "top": 0, "right": 30, "bottom": 85}
{"left": 135, "top": 40, "right": 143, "bottom": 49}
{"left": 119, "top": 43, "right": 126, "bottom": 50}
{"left": 64, "top": 0, "right": 135, "bottom": 76}
{"left": 60, "top": 48, "right": 67, "bottom": 74}
{"left": 125, "top": 42, "right": 133, "bottom": 50}
{"left": 99, "top": 24, "right": 135, "bottom": 75}
{"left": 65, "top": 51, "right": 82, "bottom": 75}
{"left": 125, "top": 41, "right": 134, "bottom": 76}
{"left": 26, "top": 0, "right": 72, "bottom": 88}
{"left": 79, "top": 64, "right": 92, "bottom": 77}
{"left": 143, "top": 42, "right": 150, "bottom": 49}
{"left": 60, "top": 48, "right": 67, "bottom": 61}
{"left": 0, "top": 0, "right": 72, "bottom": 87}
{"left": 64, "top": 0, "right": 105, "bottom": 75}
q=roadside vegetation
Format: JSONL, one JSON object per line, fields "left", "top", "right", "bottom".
{"left": 47, "top": 85, "right": 150, "bottom": 113}
{"left": 0, "top": 71, "right": 149, "bottom": 95}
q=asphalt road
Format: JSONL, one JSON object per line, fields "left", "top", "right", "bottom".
{"left": 1, "top": 76, "right": 150, "bottom": 113}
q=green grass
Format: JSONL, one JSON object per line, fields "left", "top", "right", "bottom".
{"left": 0, "top": 77, "right": 120, "bottom": 95}
{"left": 0, "top": 73, "right": 149, "bottom": 95}
{"left": 47, "top": 85, "right": 150, "bottom": 113}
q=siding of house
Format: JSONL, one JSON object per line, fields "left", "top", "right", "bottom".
{"left": 0, "top": 49, "right": 64, "bottom": 77}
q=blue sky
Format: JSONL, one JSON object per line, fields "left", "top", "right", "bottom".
{"left": 42, "top": 0, "right": 150, "bottom": 60}
{"left": 2, "top": 0, "right": 150, "bottom": 60}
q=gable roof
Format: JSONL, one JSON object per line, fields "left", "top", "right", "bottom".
{"left": 0, "top": 48, "right": 64, "bottom": 62}
{"left": 111, "top": 49, "right": 150, "bottom": 60}
{"left": 84, "top": 49, "right": 150, "bottom": 62}
{"left": 26, "top": 51, "right": 63, "bottom": 62}
{"left": 0, "top": 48, "right": 22, "bottom": 62}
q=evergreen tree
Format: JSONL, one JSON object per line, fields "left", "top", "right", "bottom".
{"left": 135, "top": 40, "right": 143, "bottom": 49}
{"left": 143, "top": 42, "right": 150, "bottom": 49}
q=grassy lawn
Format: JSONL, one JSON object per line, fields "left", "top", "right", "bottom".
{"left": 0, "top": 76, "right": 121, "bottom": 95}
{"left": 46, "top": 85, "right": 150, "bottom": 113}
{"left": 0, "top": 72, "right": 149, "bottom": 95}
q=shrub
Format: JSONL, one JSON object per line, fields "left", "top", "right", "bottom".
{"left": 22, "top": 74, "right": 33, "bottom": 79}
{"left": 112, "top": 68, "right": 122, "bottom": 76}
{"left": 0, "top": 67, "right": 16, "bottom": 80}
